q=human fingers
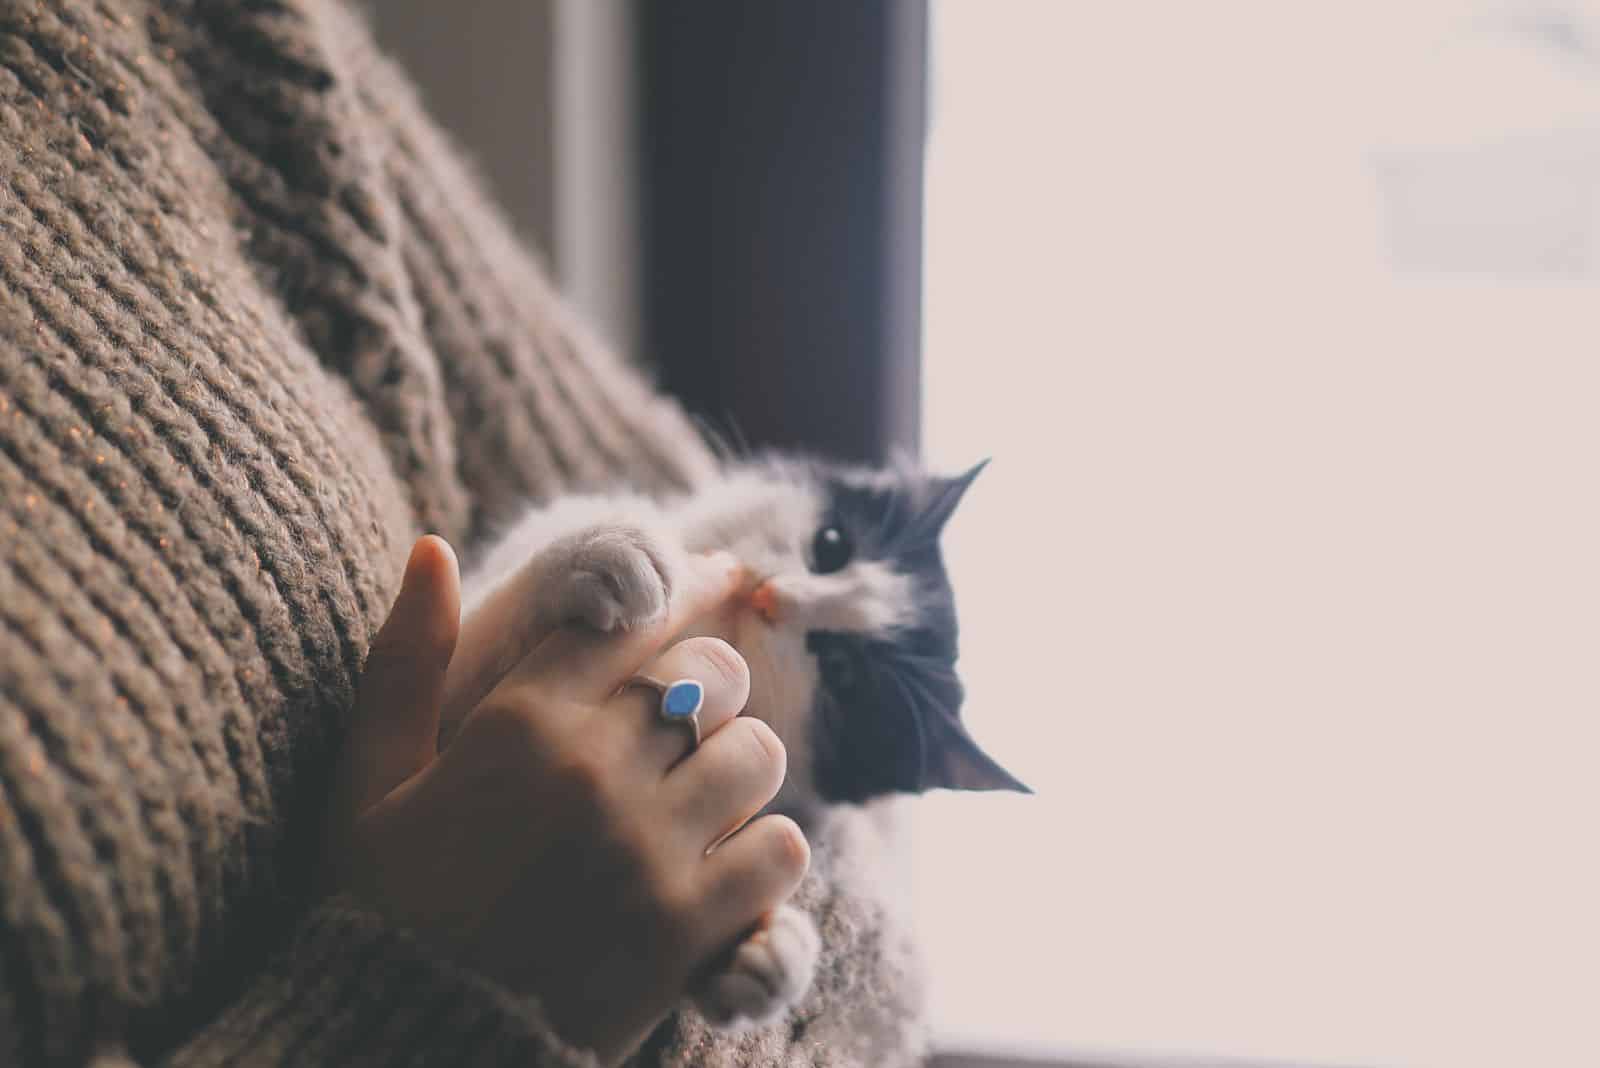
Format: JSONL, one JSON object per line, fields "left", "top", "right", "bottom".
{"left": 662, "top": 716, "right": 786, "bottom": 852}
{"left": 332, "top": 535, "right": 460, "bottom": 828}
{"left": 607, "top": 636, "right": 752, "bottom": 772}
{"left": 438, "top": 545, "right": 589, "bottom": 736}
{"left": 694, "top": 814, "right": 811, "bottom": 947}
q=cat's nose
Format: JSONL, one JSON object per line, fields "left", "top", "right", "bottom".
{"left": 749, "top": 580, "right": 781, "bottom": 623}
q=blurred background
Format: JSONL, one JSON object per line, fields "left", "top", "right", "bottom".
{"left": 375, "top": 3, "right": 1600, "bottom": 1067}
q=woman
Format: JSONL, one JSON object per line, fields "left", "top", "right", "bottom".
{"left": 0, "top": 1, "right": 924, "bottom": 1064}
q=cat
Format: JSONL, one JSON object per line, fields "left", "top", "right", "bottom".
{"left": 453, "top": 454, "right": 1026, "bottom": 1030}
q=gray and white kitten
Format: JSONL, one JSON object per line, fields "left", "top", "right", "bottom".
{"left": 458, "top": 455, "right": 1025, "bottom": 1030}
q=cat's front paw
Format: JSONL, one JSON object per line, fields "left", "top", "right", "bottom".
{"left": 553, "top": 523, "right": 675, "bottom": 632}
{"left": 690, "top": 903, "right": 819, "bottom": 1031}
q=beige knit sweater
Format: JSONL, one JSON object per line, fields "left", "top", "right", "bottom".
{"left": 0, "top": 2, "right": 927, "bottom": 1065}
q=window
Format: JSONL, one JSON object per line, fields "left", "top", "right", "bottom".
{"left": 915, "top": 3, "right": 1600, "bottom": 1066}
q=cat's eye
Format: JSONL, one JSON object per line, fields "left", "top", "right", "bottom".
{"left": 811, "top": 524, "right": 853, "bottom": 574}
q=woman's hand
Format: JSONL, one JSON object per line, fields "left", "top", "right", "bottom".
{"left": 325, "top": 536, "right": 809, "bottom": 1066}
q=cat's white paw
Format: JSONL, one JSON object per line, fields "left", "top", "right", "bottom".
{"left": 690, "top": 904, "right": 819, "bottom": 1031}
{"left": 552, "top": 524, "right": 674, "bottom": 632}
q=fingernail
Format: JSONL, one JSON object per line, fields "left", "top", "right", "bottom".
{"left": 402, "top": 539, "right": 426, "bottom": 586}
{"left": 400, "top": 537, "right": 438, "bottom": 600}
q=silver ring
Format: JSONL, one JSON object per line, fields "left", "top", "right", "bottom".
{"left": 624, "top": 674, "right": 704, "bottom": 750}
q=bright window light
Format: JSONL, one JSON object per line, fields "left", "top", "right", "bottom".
{"left": 914, "top": 4, "right": 1600, "bottom": 1067}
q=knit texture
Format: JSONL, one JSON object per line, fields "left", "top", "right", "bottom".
{"left": 0, "top": 1, "right": 926, "bottom": 1065}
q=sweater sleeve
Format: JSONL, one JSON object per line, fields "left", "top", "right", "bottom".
{"left": 154, "top": 897, "right": 598, "bottom": 1068}
{"left": 319, "top": 0, "right": 719, "bottom": 549}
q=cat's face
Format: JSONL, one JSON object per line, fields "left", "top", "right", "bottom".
{"left": 679, "top": 457, "right": 1027, "bottom": 815}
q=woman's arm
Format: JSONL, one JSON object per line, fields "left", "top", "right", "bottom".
{"left": 153, "top": 898, "right": 600, "bottom": 1068}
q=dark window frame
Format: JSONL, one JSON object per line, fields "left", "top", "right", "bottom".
{"left": 637, "top": 0, "right": 928, "bottom": 465}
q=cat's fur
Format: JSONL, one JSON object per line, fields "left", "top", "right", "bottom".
{"left": 456, "top": 455, "right": 1024, "bottom": 1029}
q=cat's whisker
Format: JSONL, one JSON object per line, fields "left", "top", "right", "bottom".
{"left": 883, "top": 664, "right": 932, "bottom": 784}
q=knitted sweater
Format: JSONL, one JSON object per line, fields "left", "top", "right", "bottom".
{"left": 0, "top": 2, "right": 927, "bottom": 1065}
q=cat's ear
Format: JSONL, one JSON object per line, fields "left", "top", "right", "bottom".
{"left": 921, "top": 458, "right": 990, "bottom": 535}
{"left": 923, "top": 714, "right": 1031, "bottom": 794}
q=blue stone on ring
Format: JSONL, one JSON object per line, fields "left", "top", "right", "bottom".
{"left": 661, "top": 679, "right": 705, "bottom": 719}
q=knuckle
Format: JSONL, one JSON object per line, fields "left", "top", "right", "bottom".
{"left": 686, "top": 636, "right": 749, "bottom": 694}
{"left": 653, "top": 873, "right": 701, "bottom": 933}
{"left": 604, "top": 821, "right": 658, "bottom": 884}
{"left": 735, "top": 717, "right": 787, "bottom": 782}
{"left": 551, "top": 747, "right": 611, "bottom": 804}
{"left": 470, "top": 701, "right": 545, "bottom": 758}
{"left": 631, "top": 862, "right": 699, "bottom": 949}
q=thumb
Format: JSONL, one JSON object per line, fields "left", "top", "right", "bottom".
{"left": 337, "top": 534, "right": 461, "bottom": 821}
